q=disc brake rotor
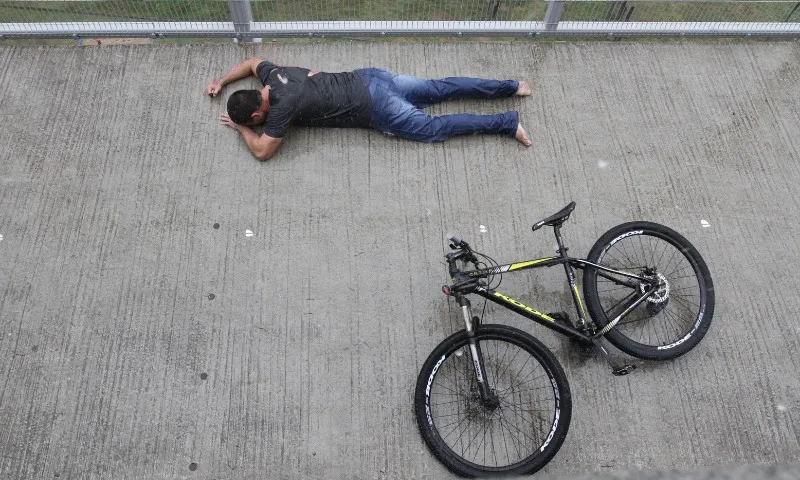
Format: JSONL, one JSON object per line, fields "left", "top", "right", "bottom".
{"left": 640, "top": 272, "right": 670, "bottom": 303}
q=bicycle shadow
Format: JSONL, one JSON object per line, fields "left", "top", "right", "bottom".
{"left": 557, "top": 334, "right": 690, "bottom": 376}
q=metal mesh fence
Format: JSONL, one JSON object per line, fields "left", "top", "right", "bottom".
{"left": 0, "top": 1, "right": 229, "bottom": 22}
{"left": 0, "top": 0, "right": 798, "bottom": 37}
{"left": 247, "top": 0, "right": 546, "bottom": 21}
{"left": 560, "top": 1, "right": 800, "bottom": 22}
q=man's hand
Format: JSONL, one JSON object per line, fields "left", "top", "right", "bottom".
{"left": 207, "top": 58, "right": 263, "bottom": 98}
{"left": 219, "top": 113, "right": 243, "bottom": 131}
{"left": 207, "top": 81, "right": 223, "bottom": 97}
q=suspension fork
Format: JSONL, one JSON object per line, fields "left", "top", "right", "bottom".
{"left": 455, "top": 294, "right": 493, "bottom": 403}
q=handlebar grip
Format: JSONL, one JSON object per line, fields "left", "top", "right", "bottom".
{"left": 446, "top": 232, "right": 464, "bottom": 246}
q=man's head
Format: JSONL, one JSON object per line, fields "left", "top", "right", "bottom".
{"left": 227, "top": 89, "right": 265, "bottom": 125}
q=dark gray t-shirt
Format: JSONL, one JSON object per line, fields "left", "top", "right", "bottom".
{"left": 256, "top": 61, "right": 372, "bottom": 138}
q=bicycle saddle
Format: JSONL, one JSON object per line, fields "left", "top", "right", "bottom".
{"left": 532, "top": 201, "right": 576, "bottom": 231}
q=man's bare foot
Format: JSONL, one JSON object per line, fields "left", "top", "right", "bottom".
{"left": 515, "top": 124, "right": 532, "bottom": 147}
{"left": 515, "top": 81, "right": 532, "bottom": 96}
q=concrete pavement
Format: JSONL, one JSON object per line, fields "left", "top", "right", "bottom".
{"left": 0, "top": 40, "right": 799, "bottom": 479}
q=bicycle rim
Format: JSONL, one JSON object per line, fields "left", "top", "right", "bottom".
{"left": 595, "top": 231, "right": 705, "bottom": 350}
{"left": 425, "top": 334, "right": 562, "bottom": 472}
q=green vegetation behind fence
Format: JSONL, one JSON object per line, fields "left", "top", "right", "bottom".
{"left": 0, "top": 0, "right": 797, "bottom": 24}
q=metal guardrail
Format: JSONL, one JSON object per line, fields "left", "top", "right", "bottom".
{"left": 0, "top": 0, "right": 798, "bottom": 39}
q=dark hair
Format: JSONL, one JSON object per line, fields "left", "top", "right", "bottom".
{"left": 227, "top": 90, "right": 262, "bottom": 124}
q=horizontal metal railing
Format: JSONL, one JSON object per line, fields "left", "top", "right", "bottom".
{"left": 0, "top": 0, "right": 798, "bottom": 39}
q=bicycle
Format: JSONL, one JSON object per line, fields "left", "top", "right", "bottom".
{"left": 414, "top": 201, "right": 714, "bottom": 477}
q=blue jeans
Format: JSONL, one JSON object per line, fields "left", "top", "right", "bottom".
{"left": 358, "top": 68, "right": 519, "bottom": 142}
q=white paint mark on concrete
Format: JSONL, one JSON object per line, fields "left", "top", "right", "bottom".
{"left": 479, "top": 225, "right": 488, "bottom": 233}
{"left": 245, "top": 230, "right": 254, "bottom": 237}
{"left": 777, "top": 404, "right": 787, "bottom": 412}
{"left": 0, "top": 234, "right": 3, "bottom": 243}
{"left": 597, "top": 159, "right": 609, "bottom": 169}
{"left": 701, "top": 220, "right": 710, "bottom": 228}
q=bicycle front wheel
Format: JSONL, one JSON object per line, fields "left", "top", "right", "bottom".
{"left": 583, "top": 221, "right": 714, "bottom": 360}
{"left": 414, "top": 324, "right": 571, "bottom": 477}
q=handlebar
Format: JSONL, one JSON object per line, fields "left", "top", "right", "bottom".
{"left": 445, "top": 232, "right": 478, "bottom": 277}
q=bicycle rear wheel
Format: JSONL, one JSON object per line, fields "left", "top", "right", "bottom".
{"left": 414, "top": 324, "right": 571, "bottom": 477}
{"left": 583, "top": 222, "right": 714, "bottom": 360}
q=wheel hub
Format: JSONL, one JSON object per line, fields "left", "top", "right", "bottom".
{"left": 482, "top": 393, "right": 501, "bottom": 411}
{"left": 640, "top": 272, "right": 669, "bottom": 304}
{"left": 468, "top": 389, "right": 501, "bottom": 415}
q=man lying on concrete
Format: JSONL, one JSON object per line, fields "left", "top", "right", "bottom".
{"left": 207, "top": 57, "right": 532, "bottom": 161}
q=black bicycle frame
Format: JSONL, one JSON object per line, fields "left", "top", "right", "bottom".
{"left": 471, "top": 270, "right": 656, "bottom": 342}
{"left": 446, "top": 225, "right": 659, "bottom": 402}
{"left": 452, "top": 225, "right": 659, "bottom": 343}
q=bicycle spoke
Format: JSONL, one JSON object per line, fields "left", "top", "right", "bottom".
{"left": 638, "top": 235, "right": 649, "bottom": 273}
{"left": 498, "top": 416, "right": 526, "bottom": 462}
{"left": 662, "top": 307, "right": 686, "bottom": 339}
{"left": 581, "top": 226, "right": 712, "bottom": 363}
{"left": 663, "top": 263, "right": 694, "bottom": 278}
{"left": 602, "top": 290, "right": 639, "bottom": 318}
{"left": 464, "top": 414, "right": 489, "bottom": 463}
{"left": 422, "top": 330, "right": 566, "bottom": 471}
{"left": 668, "top": 285, "right": 700, "bottom": 294}
{"left": 616, "top": 238, "right": 638, "bottom": 269}
{"left": 497, "top": 369, "right": 547, "bottom": 395}
{"left": 439, "top": 413, "right": 473, "bottom": 442}
{"left": 495, "top": 406, "right": 541, "bottom": 445}
{"left": 597, "top": 284, "right": 633, "bottom": 294}
{"left": 493, "top": 344, "right": 525, "bottom": 385}
{"left": 432, "top": 398, "right": 469, "bottom": 407}
{"left": 613, "top": 243, "right": 638, "bottom": 270}
{"left": 670, "top": 294, "right": 701, "bottom": 312}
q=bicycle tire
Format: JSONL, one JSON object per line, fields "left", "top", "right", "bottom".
{"left": 414, "top": 324, "right": 572, "bottom": 477}
{"left": 583, "top": 222, "right": 714, "bottom": 360}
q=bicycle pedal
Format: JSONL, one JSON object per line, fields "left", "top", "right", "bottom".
{"left": 612, "top": 364, "right": 637, "bottom": 376}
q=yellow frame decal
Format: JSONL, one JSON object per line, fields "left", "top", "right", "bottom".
{"left": 508, "top": 257, "right": 556, "bottom": 271}
{"left": 572, "top": 284, "right": 587, "bottom": 316}
{"left": 493, "top": 292, "right": 555, "bottom": 322}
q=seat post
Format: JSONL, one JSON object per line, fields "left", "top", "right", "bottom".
{"left": 554, "top": 225, "right": 568, "bottom": 257}
{"left": 555, "top": 224, "right": 587, "bottom": 328}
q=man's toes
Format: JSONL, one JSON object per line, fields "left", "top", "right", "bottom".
{"left": 516, "top": 81, "right": 532, "bottom": 96}
{"left": 515, "top": 125, "right": 532, "bottom": 147}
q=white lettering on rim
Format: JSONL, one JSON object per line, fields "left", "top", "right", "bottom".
{"left": 601, "top": 230, "right": 644, "bottom": 258}
{"left": 426, "top": 355, "right": 447, "bottom": 427}
{"left": 541, "top": 375, "right": 561, "bottom": 451}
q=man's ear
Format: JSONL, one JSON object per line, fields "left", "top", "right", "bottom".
{"left": 251, "top": 110, "right": 264, "bottom": 123}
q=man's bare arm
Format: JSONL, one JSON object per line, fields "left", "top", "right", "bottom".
{"left": 238, "top": 128, "right": 282, "bottom": 161}
{"left": 220, "top": 114, "right": 282, "bottom": 161}
{"left": 207, "top": 58, "right": 263, "bottom": 97}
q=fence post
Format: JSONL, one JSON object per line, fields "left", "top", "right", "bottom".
{"left": 227, "top": 0, "right": 254, "bottom": 43}
{"left": 544, "top": 0, "right": 565, "bottom": 30}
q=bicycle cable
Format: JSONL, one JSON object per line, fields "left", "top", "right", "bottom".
{"left": 442, "top": 245, "right": 503, "bottom": 330}
{"left": 473, "top": 250, "right": 503, "bottom": 291}
{"left": 469, "top": 249, "right": 502, "bottom": 327}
